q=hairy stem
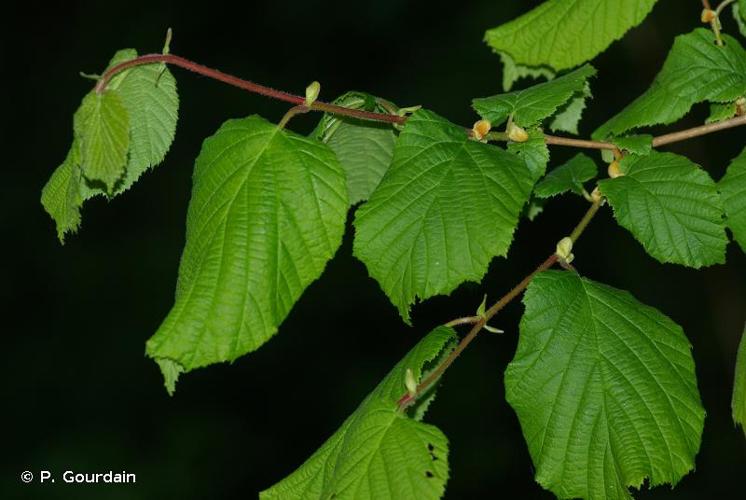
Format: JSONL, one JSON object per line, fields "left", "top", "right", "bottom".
{"left": 95, "top": 53, "right": 746, "bottom": 152}
{"left": 95, "top": 54, "right": 405, "bottom": 125}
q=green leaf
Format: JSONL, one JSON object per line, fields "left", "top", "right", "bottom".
{"left": 612, "top": 134, "right": 653, "bottom": 156}
{"left": 508, "top": 128, "right": 550, "bottom": 181}
{"left": 106, "top": 49, "right": 179, "bottom": 194}
{"left": 506, "top": 270, "right": 705, "bottom": 499}
{"left": 499, "top": 52, "right": 555, "bottom": 92}
{"left": 73, "top": 90, "right": 130, "bottom": 191}
{"left": 736, "top": 2, "right": 746, "bottom": 38}
{"left": 534, "top": 153, "right": 597, "bottom": 198}
{"left": 40, "top": 141, "right": 83, "bottom": 242}
{"left": 719, "top": 147, "right": 746, "bottom": 253}
{"left": 353, "top": 110, "right": 535, "bottom": 322}
{"left": 261, "top": 327, "right": 456, "bottom": 500}
{"left": 146, "top": 115, "right": 347, "bottom": 391}
{"left": 594, "top": 29, "right": 746, "bottom": 139}
{"left": 733, "top": 326, "right": 746, "bottom": 436}
{"left": 313, "top": 91, "right": 397, "bottom": 205}
{"left": 472, "top": 65, "right": 596, "bottom": 128}
{"left": 599, "top": 151, "right": 727, "bottom": 268}
{"left": 485, "top": 0, "right": 658, "bottom": 75}
{"left": 549, "top": 82, "right": 592, "bottom": 135}
{"left": 707, "top": 102, "right": 738, "bottom": 123}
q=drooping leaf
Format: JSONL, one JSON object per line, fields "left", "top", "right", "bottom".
{"left": 146, "top": 115, "right": 347, "bottom": 392}
{"left": 594, "top": 29, "right": 746, "bottom": 139}
{"left": 313, "top": 91, "right": 397, "bottom": 205}
{"left": 485, "top": 0, "right": 658, "bottom": 78}
{"left": 73, "top": 90, "right": 130, "bottom": 191}
{"left": 612, "top": 134, "right": 653, "bottom": 156}
{"left": 508, "top": 128, "right": 550, "bottom": 181}
{"left": 105, "top": 49, "right": 179, "bottom": 194}
{"left": 40, "top": 141, "right": 83, "bottom": 242}
{"left": 599, "top": 151, "right": 727, "bottom": 268}
{"left": 719, "top": 147, "right": 746, "bottom": 252}
{"left": 353, "top": 110, "right": 535, "bottom": 322}
{"left": 506, "top": 270, "right": 705, "bottom": 499}
{"left": 261, "top": 327, "right": 456, "bottom": 500}
{"left": 707, "top": 102, "right": 738, "bottom": 123}
{"left": 534, "top": 153, "right": 597, "bottom": 198}
{"left": 472, "top": 65, "right": 595, "bottom": 128}
{"left": 733, "top": 326, "right": 746, "bottom": 436}
{"left": 550, "top": 82, "right": 592, "bottom": 134}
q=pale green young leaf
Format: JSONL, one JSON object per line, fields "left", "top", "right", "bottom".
{"left": 261, "top": 327, "right": 456, "bottom": 500}
{"left": 146, "top": 116, "right": 347, "bottom": 391}
{"left": 73, "top": 90, "right": 130, "bottom": 191}
{"left": 549, "top": 82, "right": 592, "bottom": 134}
{"left": 534, "top": 153, "right": 597, "bottom": 198}
{"left": 733, "top": 326, "right": 746, "bottom": 436}
{"left": 472, "top": 65, "right": 595, "bottom": 128}
{"left": 507, "top": 271, "right": 704, "bottom": 499}
{"left": 499, "top": 52, "right": 555, "bottom": 91}
{"left": 599, "top": 151, "right": 727, "bottom": 268}
{"left": 736, "top": 2, "right": 746, "bottom": 38}
{"left": 594, "top": 29, "right": 746, "bottom": 139}
{"left": 485, "top": 0, "right": 658, "bottom": 74}
{"left": 508, "top": 128, "right": 550, "bottom": 181}
{"left": 612, "top": 134, "right": 653, "bottom": 155}
{"left": 107, "top": 49, "right": 179, "bottom": 194}
{"left": 353, "top": 110, "right": 535, "bottom": 322}
{"left": 313, "top": 91, "right": 396, "bottom": 205}
{"left": 707, "top": 102, "right": 738, "bottom": 123}
{"left": 719, "top": 147, "right": 746, "bottom": 252}
{"left": 40, "top": 141, "right": 83, "bottom": 242}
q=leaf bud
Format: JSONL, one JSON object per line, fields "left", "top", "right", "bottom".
{"left": 701, "top": 9, "right": 716, "bottom": 23}
{"left": 305, "top": 81, "right": 321, "bottom": 107}
{"left": 404, "top": 368, "right": 417, "bottom": 396}
{"left": 507, "top": 122, "right": 529, "bottom": 143}
{"left": 472, "top": 119, "right": 492, "bottom": 140}
{"left": 607, "top": 160, "right": 623, "bottom": 178}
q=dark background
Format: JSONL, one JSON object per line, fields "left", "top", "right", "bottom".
{"left": 4, "top": 0, "right": 746, "bottom": 498}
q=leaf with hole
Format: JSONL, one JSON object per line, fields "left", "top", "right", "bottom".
{"left": 507, "top": 270, "right": 704, "bottom": 499}
{"left": 260, "top": 327, "right": 456, "bottom": 500}
{"left": 145, "top": 115, "right": 347, "bottom": 392}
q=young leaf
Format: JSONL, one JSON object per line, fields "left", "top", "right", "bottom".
{"left": 534, "top": 153, "right": 597, "bottom": 198}
{"left": 146, "top": 115, "right": 347, "bottom": 392}
{"left": 499, "top": 51, "right": 555, "bottom": 92}
{"left": 549, "top": 82, "right": 592, "bottom": 134}
{"left": 260, "top": 327, "right": 456, "bottom": 500}
{"left": 719, "top": 147, "right": 746, "bottom": 253}
{"left": 73, "top": 90, "right": 130, "bottom": 191}
{"left": 508, "top": 128, "right": 550, "bottom": 180}
{"left": 104, "top": 49, "right": 179, "bottom": 194}
{"left": 40, "top": 141, "right": 83, "bottom": 242}
{"left": 594, "top": 29, "right": 746, "bottom": 139}
{"left": 506, "top": 270, "right": 704, "bottom": 499}
{"left": 313, "top": 91, "right": 397, "bottom": 205}
{"left": 612, "top": 134, "right": 653, "bottom": 156}
{"left": 484, "top": 0, "right": 658, "bottom": 78}
{"left": 733, "top": 326, "right": 746, "bottom": 436}
{"left": 707, "top": 102, "right": 738, "bottom": 124}
{"left": 599, "top": 151, "right": 727, "bottom": 268}
{"left": 353, "top": 110, "right": 535, "bottom": 322}
{"left": 472, "top": 65, "right": 595, "bottom": 129}
{"left": 736, "top": 1, "right": 746, "bottom": 38}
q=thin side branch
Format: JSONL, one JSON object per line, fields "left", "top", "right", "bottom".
{"left": 94, "top": 53, "right": 746, "bottom": 153}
